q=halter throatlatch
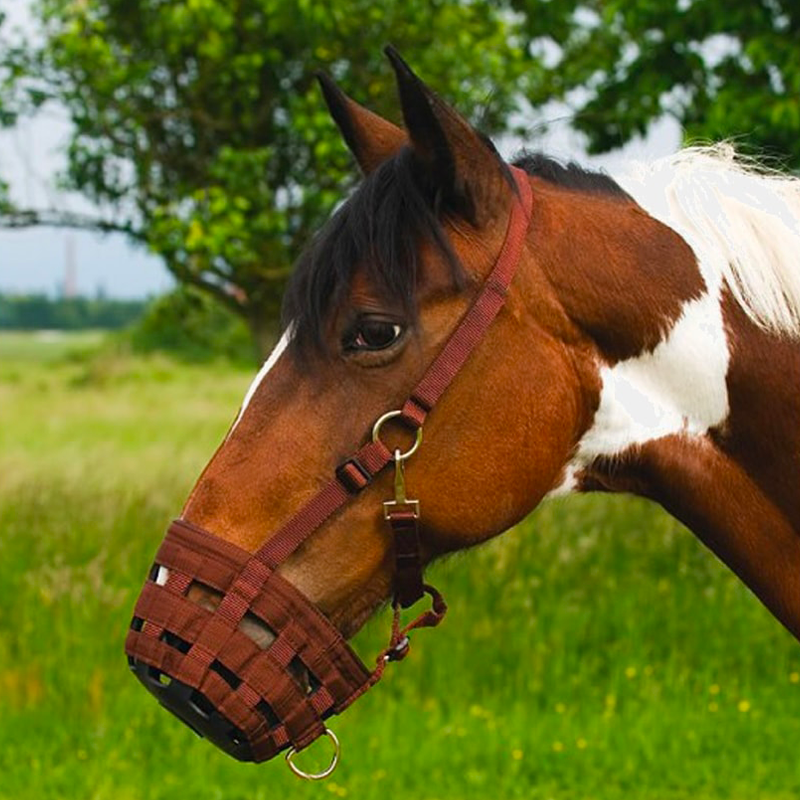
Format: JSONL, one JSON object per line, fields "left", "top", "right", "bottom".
{"left": 125, "top": 167, "right": 533, "bottom": 778}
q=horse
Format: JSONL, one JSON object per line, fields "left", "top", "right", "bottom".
{"left": 126, "top": 47, "right": 800, "bottom": 779}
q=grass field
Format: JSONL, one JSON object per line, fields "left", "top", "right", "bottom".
{"left": 2, "top": 330, "right": 800, "bottom": 800}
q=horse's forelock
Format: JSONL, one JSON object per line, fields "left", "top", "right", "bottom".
{"left": 281, "top": 148, "right": 465, "bottom": 360}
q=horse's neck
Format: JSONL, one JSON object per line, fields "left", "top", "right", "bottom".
{"left": 537, "top": 172, "right": 800, "bottom": 642}
{"left": 555, "top": 255, "right": 730, "bottom": 494}
{"left": 537, "top": 167, "right": 800, "bottom": 531}
{"left": 535, "top": 183, "right": 731, "bottom": 498}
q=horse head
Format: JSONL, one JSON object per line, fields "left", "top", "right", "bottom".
{"left": 180, "top": 49, "right": 589, "bottom": 637}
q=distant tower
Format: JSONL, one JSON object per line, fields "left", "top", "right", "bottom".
{"left": 64, "top": 235, "right": 77, "bottom": 298}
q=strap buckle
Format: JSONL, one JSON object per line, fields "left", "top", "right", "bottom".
{"left": 383, "top": 499, "right": 420, "bottom": 520}
{"left": 383, "top": 448, "right": 420, "bottom": 519}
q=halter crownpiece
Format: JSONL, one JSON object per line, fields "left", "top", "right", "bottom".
{"left": 125, "top": 166, "right": 533, "bottom": 778}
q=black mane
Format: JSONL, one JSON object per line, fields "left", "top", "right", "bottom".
{"left": 512, "top": 151, "right": 633, "bottom": 201}
{"left": 282, "top": 147, "right": 631, "bottom": 357}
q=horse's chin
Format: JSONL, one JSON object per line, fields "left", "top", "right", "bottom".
{"left": 328, "top": 582, "right": 392, "bottom": 641}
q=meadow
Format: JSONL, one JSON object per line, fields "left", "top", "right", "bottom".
{"left": 1, "top": 330, "right": 800, "bottom": 800}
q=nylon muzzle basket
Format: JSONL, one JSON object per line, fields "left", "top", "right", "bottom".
{"left": 125, "top": 520, "right": 378, "bottom": 763}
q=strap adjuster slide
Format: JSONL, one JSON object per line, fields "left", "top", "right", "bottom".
{"left": 335, "top": 457, "right": 373, "bottom": 493}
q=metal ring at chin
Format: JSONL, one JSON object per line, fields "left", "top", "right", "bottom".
{"left": 372, "top": 410, "right": 423, "bottom": 461}
{"left": 285, "top": 728, "right": 340, "bottom": 781}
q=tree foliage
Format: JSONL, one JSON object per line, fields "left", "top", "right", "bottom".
{"left": 0, "top": 0, "right": 529, "bottom": 355}
{"left": 0, "top": 292, "right": 146, "bottom": 330}
{"left": 128, "top": 286, "right": 252, "bottom": 363}
{"left": 514, "top": 0, "right": 800, "bottom": 167}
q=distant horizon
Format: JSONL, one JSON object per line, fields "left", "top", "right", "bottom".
{"left": 0, "top": 283, "right": 166, "bottom": 300}
{"left": 0, "top": 225, "right": 174, "bottom": 299}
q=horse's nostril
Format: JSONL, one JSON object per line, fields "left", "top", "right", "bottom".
{"left": 186, "top": 580, "right": 222, "bottom": 612}
{"left": 186, "top": 580, "right": 277, "bottom": 650}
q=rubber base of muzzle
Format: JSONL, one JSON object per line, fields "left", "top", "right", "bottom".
{"left": 129, "top": 656, "right": 254, "bottom": 762}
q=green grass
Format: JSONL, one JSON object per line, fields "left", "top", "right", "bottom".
{"left": 1, "top": 331, "right": 799, "bottom": 800}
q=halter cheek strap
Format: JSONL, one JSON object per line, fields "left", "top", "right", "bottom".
{"left": 399, "top": 168, "right": 535, "bottom": 430}
{"left": 232, "top": 165, "right": 532, "bottom": 614}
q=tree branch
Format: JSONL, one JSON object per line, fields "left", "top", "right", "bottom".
{"left": 168, "top": 262, "right": 246, "bottom": 316}
{"left": 0, "top": 207, "right": 145, "bottom": 241}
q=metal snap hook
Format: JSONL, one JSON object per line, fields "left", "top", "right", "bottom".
{"left": 285, "top": 728, "right": 340, "bottom": 780}
{"left": 372, "top": 410, "right": 423, "bottom": 462}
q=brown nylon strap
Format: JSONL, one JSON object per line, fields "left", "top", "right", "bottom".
{"left": 387, "top": 509, "right": 425, "bottom": 608}
{"left": 401, "top": 166, "right": 534, "bottom": 428}
{"left": 378, "top": 584, "right": 448, "bottom": 664}
{"left": 254, "top": 439, "right": 393, "bottom": 569}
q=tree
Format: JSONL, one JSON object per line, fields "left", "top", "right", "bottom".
{"left": 0, "top": 0, "right": 530, "bottom": 356}
{"left": 513, "top": 0, "right": 800, "bottom": 168}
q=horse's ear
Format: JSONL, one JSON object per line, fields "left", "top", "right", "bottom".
{"left": 384, "top": 46, "right": 508, "bottom": 224}
{"left": 317, "top": 72, "right": 407, "bottom": 175}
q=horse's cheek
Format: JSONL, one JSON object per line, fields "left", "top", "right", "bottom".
{"left": 418, "top": 341, "right": 581, "bottom": 550}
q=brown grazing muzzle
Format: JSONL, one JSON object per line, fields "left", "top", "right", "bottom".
{"left": 125, "top": 166, "right": 532, "bottom": 777}
{"left": 126, "top": 520, "right": 377, "bottom": 763}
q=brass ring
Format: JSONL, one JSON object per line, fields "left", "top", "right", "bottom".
{"left": 285, "top": 728, "right": 340, "bottom": 781}
{"left": 372, "top": 410, "right": 423, "bottom": 461}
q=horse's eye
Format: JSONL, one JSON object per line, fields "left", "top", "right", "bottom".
{"left": 344, "top": 320, "right": 404, "bottom": 352}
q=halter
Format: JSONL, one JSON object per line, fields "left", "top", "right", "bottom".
{"left": 125, "top": 166, "right": 533, "bottom": 779}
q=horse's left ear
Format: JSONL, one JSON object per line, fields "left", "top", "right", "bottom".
{"left": 317, "top": 71, "right": 407, "bottom": 175}
{"left": 385, "top": 46, "right": 509, "bottom": 225}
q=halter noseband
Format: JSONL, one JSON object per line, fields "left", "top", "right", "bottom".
{"left": 125, "top": 166, "right": 533, "bottom": 779}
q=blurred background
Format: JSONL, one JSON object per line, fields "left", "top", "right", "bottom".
{"left": 1, "top": 2, "right": 799, "bottom": 798}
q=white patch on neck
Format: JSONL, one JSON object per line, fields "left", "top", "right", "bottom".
{"left": 547, "top": 170, "right": 733, "bottom": 498}
{"left": 615, "top": 145, "right": 800, "bottom": 337}
{"left": 229, "top": 328, "right": 292, "bottom": 435}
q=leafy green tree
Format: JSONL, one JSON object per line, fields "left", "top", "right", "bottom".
{"left": 128, "top": 286, "right": 253, "bottom": 363}
{"left": 513, "top": 0, "right": 800, "bottom": 167}
{"left": 0, "top": 0, "right": 529, "bottom": 356}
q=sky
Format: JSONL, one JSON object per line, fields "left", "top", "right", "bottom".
{"left": 0, "top": 3, "right": 681, "bottom": 299}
